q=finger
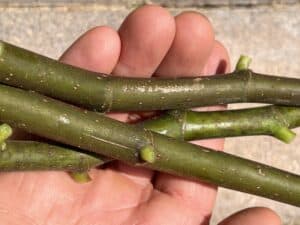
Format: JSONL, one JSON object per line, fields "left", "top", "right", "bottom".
{"left": 109, "top": 5, "right": 176, "bottom": 185}
{"left": 60, "top": 26, "right": 121, "bottom": 73}
{"left": 155, "top": 11, "right": 214, "bottom": 77}
{"left": 153, "top": 11, "right": 230, "bottom": 223}
{"left": 112, "top": 4, "right": 176, "bottom": 77}
{"left": 218, "top": 207, "right": 281, "bottom": 225}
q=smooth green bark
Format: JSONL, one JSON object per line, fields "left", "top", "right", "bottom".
{"left": 141, "top": 106, "right": 300, "bottom": 143}
{"left": 0, "top": 141, "right": 107, "bottom": 172}
{"left": 0, "top": 84, "right": 299, "bottom": 206}
{"left": 0, "top": 41, "right": 300, "bottom": 112}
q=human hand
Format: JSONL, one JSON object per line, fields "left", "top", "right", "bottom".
{"left": 0, "top": 5, "right": 281, "bottom": 225}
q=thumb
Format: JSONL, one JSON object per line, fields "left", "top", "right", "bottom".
{"left": 218, "top": 207, "right": 281, "bottom": 225}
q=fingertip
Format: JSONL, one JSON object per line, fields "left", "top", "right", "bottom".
{"left": 119, "top": 4, "right": 175, "bottom": 39}
{"left": 113, "top": 4, "right": 176, "bottom": 77}
{"left": 202, "top": 40, "right": 231, "bottom": 75}
{"left": 176, "top": 11, "right": 215, "bottom": 43}
{"left": 218, "top": 207, "right": 281, "bottom": 225}
{"left": 253, "top": 207, "right": 281, "bottom": 225}
{"left": 259, "top": 208, "right": 281, "bottom": 225}
{"left": 156, "top": 11, "right": 215, "bottom": 77}
{"left": 60, "top": 26, "right": 121, "bottom": 73}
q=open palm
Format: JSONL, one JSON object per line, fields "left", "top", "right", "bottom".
{"left": 0, "top": 5, "right": 281, "bottom": 225}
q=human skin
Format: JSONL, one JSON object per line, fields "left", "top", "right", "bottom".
{"left": 0, "top": 5, "right": 281, "bottom": 225}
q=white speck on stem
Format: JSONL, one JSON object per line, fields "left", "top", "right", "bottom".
{"left": 58, "top": 115, "right": 70, "bottom": 124}
{"left": 258, "top": 168, "right": 265, "bottom": 176}
{"left": 1, "top": 143, "right": 6, "bottom": 151}
{"left": 0, "top": 42, "right": 3, "bottom": 57}
{"left": 201, "top": 149, "right": 211, "bottom": 153}
{"left": 193, "top": 78, "right": 202, "bottom": 82}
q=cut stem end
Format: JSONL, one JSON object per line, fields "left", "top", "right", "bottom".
{"left": 140, "top": 145, "right": 156, "bottom": 163}
{"left": 273, "top": 127, "right": 296, "bottom": 143}
{"left": 70, "top": 172, "right": 92, "bottom": 183}
{"left": 0, "top": 124, "right": 12, "bottom": 143}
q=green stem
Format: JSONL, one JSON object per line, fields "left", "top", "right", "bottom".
{"left": 141, "top": 106, "right": 300, "bottom": 143}
{"left": 0, "top": 140, "right": 108, "bottom": 171}
{"left": 0, "top": 41, "right": 300, "bottom": 112}
{"left": 0, "top": 84, "right": 299, "bottom": 206}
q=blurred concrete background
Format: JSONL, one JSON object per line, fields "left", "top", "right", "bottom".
{"left": 0, "top": 0, "right": 300, "bottom": 224}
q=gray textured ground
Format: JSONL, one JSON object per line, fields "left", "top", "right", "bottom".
{"left": 0, "top": 0, "right": 299, "bottom": 7}
{"left": 0, "top": 2, "right": 300, "bottom": 224}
